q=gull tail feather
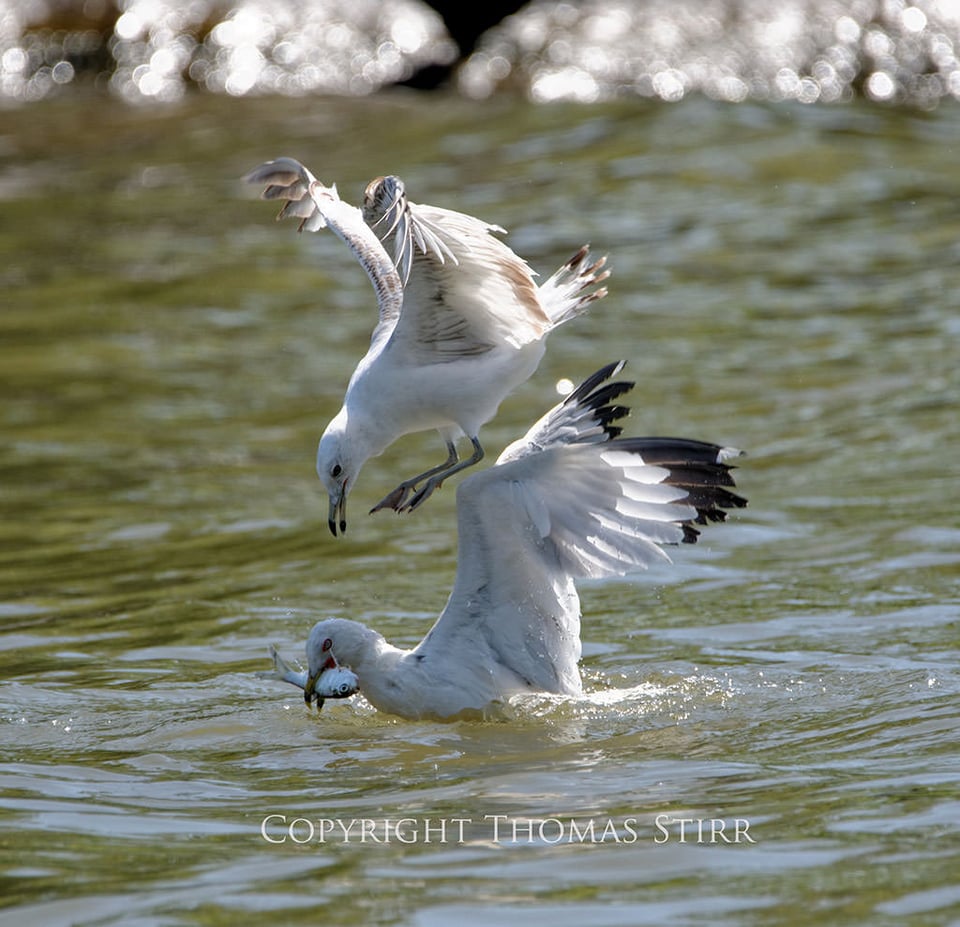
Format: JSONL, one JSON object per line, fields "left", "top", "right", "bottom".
{"left": 537, "top": 245, "right": 610, "bottom": 328}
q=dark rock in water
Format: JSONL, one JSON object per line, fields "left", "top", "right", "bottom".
{"left": 403, "top": 0, "right": 528, "bottom": 88}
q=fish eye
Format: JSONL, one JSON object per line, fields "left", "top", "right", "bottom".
{"left": 337, "top": 683, "right": 353, "bottom": 696}
{"left": 331, "top": 464, "right": 342, "bottom": 479}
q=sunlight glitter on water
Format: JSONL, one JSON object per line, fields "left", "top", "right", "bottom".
{"left": 4, "top": 0, "right": 960, "bottom": 106}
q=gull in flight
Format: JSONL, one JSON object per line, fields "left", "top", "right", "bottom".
{"left": 246, "top": 158, "right": 609, "bottom": 535}
{"left": 284, "top": 361, "right": 746, "bottom": 720}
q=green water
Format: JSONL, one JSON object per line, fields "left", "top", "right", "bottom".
{"left": 2, "top": 91, "right": 959, "bottom": 926}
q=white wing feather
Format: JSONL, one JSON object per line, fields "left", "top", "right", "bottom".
{"left": 245, "top": 158, "right": 404, "bottom": 335}
{"left": 249, "top": 163, "right": 608, "bottom": 365}
{"left": 363, "top": 176, "right": 608, "bottom": 356}
{"left": 414, "top": 362, "right": 745, "bottom": 696}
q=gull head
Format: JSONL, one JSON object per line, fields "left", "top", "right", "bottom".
{"left": 316, "top": 415, "right": 361, "bottom": 537}
{"left": 268, "top": 643, "right": 359, "bottom": 709}
{"left": 302, "top": 633, "right": 353, "bottom": 707}
{"left": 305, "top": 618, "right": 379, "bottom": 703}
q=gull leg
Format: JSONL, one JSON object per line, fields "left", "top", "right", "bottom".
{"left": 370, "top": 440, "right": 460, "bottom": 514}
{"left": 402, "top": 437, "right": 484, "bottom": 513}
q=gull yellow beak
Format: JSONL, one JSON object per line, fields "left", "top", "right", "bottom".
{"left": 303, "top": 648, "right": 339, "bottom": 708}
{"left": 303, "top": 670, "right": 320, "bottom": 707}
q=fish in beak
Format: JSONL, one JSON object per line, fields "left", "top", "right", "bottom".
{"left": 267, "top": 644, "right": 358, "bottom": 710}
{"left": 303, "top": 663, "right": 359, "bottom": 709}
{"left": 303, "top": 636, "right": 356, "bottom": 708}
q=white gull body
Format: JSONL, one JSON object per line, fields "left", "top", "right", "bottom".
{"left": 246, "top": 158, "right": 609, "bottom": 534}
{"left": 300, "top": 361, "right": 747, "bottom": 721}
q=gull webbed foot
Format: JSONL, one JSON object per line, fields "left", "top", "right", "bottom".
{"left": 401, "top": 478, "right": 443, "bottom": 513}
{"left": 368, "top": 437, "right": 484, "bottom": 517}
{"left": 370, "top": 482, "right": 414, "bottom": 514}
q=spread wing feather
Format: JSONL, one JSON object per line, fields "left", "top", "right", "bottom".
{"left": 415, "top": 362, "right": 746, "bottom": 696}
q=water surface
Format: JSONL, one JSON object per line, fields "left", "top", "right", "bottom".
{"left": 1, "top": 91, "right": 959, "bottom": 925}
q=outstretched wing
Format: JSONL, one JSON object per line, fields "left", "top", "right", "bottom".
{"left": 363, "top": 175, "right": 550, "bottom": 359}
{"left": 361, "top": 174, "right": 460, "bottom": 284}
{"left": 245, "top": 158, "right": 403, "bottom": 337}
{"left": 415, "top": 362, "right": 747, "bottom": 696}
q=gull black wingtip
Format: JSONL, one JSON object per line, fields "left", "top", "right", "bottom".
{"left": 564, "top": 360, "right": 630, "bottom": 404}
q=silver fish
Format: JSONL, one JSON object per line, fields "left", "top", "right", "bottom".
{"left": 267, "top": 644, "right": 359, "bottom": 708}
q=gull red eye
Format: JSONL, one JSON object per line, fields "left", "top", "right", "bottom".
{"left": 322, "top": 638, "right": 333, "bottom": 652}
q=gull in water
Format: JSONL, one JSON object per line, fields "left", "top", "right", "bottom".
{"left": 289, "top": 361, "right": 747, "bottom": 721}
{"left": 246, "top": 158, "right": 609, "bottom": 535}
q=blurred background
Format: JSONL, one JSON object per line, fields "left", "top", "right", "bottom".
{"left": 3, "top": 0, "right": 960, "bottom": 106}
